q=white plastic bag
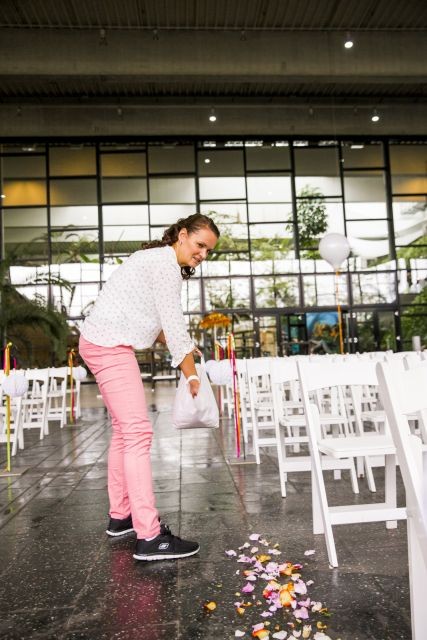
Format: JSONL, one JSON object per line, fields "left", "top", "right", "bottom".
{"left": 172, "top": 361, "right": 219, "bottom": 430}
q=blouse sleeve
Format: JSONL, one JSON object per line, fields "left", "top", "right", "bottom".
{"left": 150, "top": 260, "right": 195, "bottom": 368}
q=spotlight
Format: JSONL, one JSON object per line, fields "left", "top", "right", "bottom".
{"left": 204, "top": 158, "right": 211, "bottom": 164}
{"left": 344, "top": 32, "right": 354, "bottom": 49}
{"left": 371, "top": 109, "right": 380, "bottom": 123}
{"left": 209, "top": 108, "right": 217, "bottom": 123}
{"left": 117, "top": 107, "right": 123, "bottom": 118}
{"left": 0, "top": 194, "right": 6, "bottom": 199}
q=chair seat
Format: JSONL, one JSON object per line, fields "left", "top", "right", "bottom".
{"left": 318, "top": 434, "right": 396, "bottom": 458}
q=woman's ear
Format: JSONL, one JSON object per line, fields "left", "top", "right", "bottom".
{"left": 178, "top": 228, "right": 188, "bottom": 244}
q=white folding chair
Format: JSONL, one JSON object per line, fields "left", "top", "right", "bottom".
{"left": 0, "top": 372, "right": 24, "bottom": 456}
{"left": 47, "top": 367, "right": 68, "bottom": 429}
{"left": 246, "top": 357, "right": 276, "bottom": 464}
{"left": 297, "top": 358, "right": 406, "bottom": 567}
{"left": 377, "top": 361, "right": 427, "bottom": 640}
{"left": 67, "top": 367, "right": 82, "bottom": 421}
{"left": 21, "top": 369, "right": 49, "bottom": 439}
{"left": 269, "top": 357, "right": 358, "bottom": 498}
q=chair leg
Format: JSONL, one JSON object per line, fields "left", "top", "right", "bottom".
{"left": 364, "top": 456, "right": 377, "bottom": 492}
{"left": 407, "top": 517, "right": 427, "bottom": 640}
{"left": 385, "top": 453, "right": 398, "bottom": 529}
{"left": 276, "top": 427, "right": 287, "bottom": 498}
{"left": 311, "top": 453, "right": 339, "bottom": 567}
{"left": 349, "top": 459, "right": 359, "bottom": 494}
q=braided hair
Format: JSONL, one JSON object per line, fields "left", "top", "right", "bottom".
{"left": 141, "top": 213, "right": 220, "bottom": 279}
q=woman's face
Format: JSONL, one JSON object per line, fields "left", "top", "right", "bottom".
{"left": 176, "top": 227, "right": 218, "bottom": 268}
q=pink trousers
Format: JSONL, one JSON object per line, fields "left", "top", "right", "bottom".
{"left": 79, "top": 336, "right": 160, "bottom": 539}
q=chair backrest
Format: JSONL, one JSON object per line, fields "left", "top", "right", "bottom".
{"left": 297, "top": 359, "right": 378, "bottom": 394}
{"left": 377, "top": 361, "right": 427, "bottom": 566}
{"left": 268, "top": 357, "right": 299, "bottom": 385}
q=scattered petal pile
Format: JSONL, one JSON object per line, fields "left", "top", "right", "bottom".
{"left": 205, "top": 533, "right": 339, "bottom": 640}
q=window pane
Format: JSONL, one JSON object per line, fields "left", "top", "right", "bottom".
{"left": 341, "top": 142, "right": 384, "bottom": 168}
{"left": 199, "top": 177, "right": 246, "bottom": 200}
{"left": 149, "top": 177, "right": 196, "bottom": 203}
{"left": 254, "top": 276, "right": 299, "bottom": 307}
{"left": 346, "top": 220, "right": 391, "bottom": 262}
{"left": 250, "top": 223, "right": 295, "bottom": 266}
{"left": 3, "top": 180, "right": 47, "bottom": 206}
{"left": 343, "top": 172, "right": 386, "bottom": 202}
{"left": 51, "top": 229, "right": 99, "bottom": 263}
{"left": 248, "top": 203, "right": 293, "bottom": 223}
{"left": 51, "top": 206, "right": 98, "bottom": 227}
{"left": 202, "top": 254, "right": 250, "bottom": 277}
{"left": 295, "top": 146, "right": 339, "bottom": 176}
{"left": 393, "top": 197, "right": 427, "bottom": 250}
{"left": 390, "top": 144, "right": 427, "bottom": 194}
{"left": 199, "top": 201, "right": 247, "bottom": 224}
{"left": 246, "top": 145, "right": 290, "bottom": 171}
{"left": 2, "top": 155, "right": 46, "bottom": 178}
{"left": 104, "top": 226, "right": 149, "bottom": 257}
{"left": 303, "top": 274, "right": 348, "bottom": 307}
{"left": 49, "top": 147, "right": 96, "bottom": 176}
{"left": 103, "top": 204, "right": 149, "bottom": 225}
{"left": 50, "top": 179, "right": 97, "bottom": 205}
{"left": 102, "top": 178, "right": 147, "bottom": 203}
{"left": 150, "top": 204, "right": 197, "bottom": 225}
{"left": 247, "top": 176, "right": 292, "bottom": 202}
{"left": 181, "top": 279, "right": 201, "bottom": 313}
{"left": 198, "top": 150, "right": 244, "bottom": 176}
{"left": 101, "top": 153, "right": 146, "bottom": 177}
{"left": 148, "top": 145, "right": 195, "bottom": 173}
{"left": 351, "top": 272, "right": 396, "bottom": 304}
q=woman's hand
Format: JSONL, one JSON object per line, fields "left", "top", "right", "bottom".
{"left": 193, "top": 346, "right": 203, "bottom": 358}
{"left": 188, "top": 379, "right": 200, "bottom": 398}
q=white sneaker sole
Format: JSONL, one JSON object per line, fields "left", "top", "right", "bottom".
{"left": 106, "top": 527, "right": 135, "bottom": 537}
{"left": 133, "top": 547, "right": 200, "bottom": 561}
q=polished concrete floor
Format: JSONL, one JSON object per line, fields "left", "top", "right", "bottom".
{"left": 0, "top": 383, "right": 411, "bottom": 640}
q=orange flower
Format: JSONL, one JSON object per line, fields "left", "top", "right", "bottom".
{"left": 252, "top": 630, "right": 270, "bottom": 639}
{"left": 203, "top": 601, "right": 217, "bottom": 611}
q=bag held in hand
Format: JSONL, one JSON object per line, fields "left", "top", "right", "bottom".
{"left": 172, "top": 361, "right": 219, "bottom": 429}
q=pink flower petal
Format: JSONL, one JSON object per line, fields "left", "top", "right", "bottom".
{"left": 242, "top": 582, "right": 255, "bottom": 593}
{"left": 294, "top": 607, "right": 309, "bottom": 620}
{"left": 304, "top": 549, "right": 315, "bottom": 556}
{"left": 249, "top": 533, "right": 261, "bottom": 541}
{"left": 261, "top": 611, "right": 273, "bottom": 618}
{"left": 226, "top": 549, "right": 237, "bottom": 557}
{"left": 252, "top": 623, "right": 265, "bottom": 632}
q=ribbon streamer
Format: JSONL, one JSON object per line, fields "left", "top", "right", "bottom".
{"left": 334, "top": 270, "right": 345, "bottom": 354}
{"left": 68, "top": 348, "right": 76, "bottom": 423}
{"left": 227, "top": 333, "right": 243, "bottom": 459}
{"left": 3, "top": 342, "right": 13, "bottom": 472}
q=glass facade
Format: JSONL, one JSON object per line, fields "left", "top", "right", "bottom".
{"left": 1, "top": 139, "right": 426, "bottom": 359}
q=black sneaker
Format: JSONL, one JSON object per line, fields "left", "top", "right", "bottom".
{"left": 106, "top": 514, "right": 134, "bottom": 537}
{"left": 133, "top": 531, "right": 200, "bottom": 561}
{"left": 106, "top": 515, "right": 169, "bottom": 538}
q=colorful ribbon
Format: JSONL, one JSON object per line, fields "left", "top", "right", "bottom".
{"left": 3, "top": 342, "right": 12, "bottom": 472}
{"left": 227, "top": 333, "right": 242, "bottom": 459}
{"left": 68, "top": 348, "right": 76, "bottom": 423}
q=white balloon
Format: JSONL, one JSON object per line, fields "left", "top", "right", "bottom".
{"left": 2, "top": 371, "right": 29, "bottom": 397}
{"left": 319, "top": 233, "right": 350, "bottom": 270}
{"left": 72, "top": 365, "right": 88, "bottom": 381}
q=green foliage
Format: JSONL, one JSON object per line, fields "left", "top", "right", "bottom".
{"left": 1, "top": 249, "right": 70, "bottom": 366}
{"left": 401, "top": 286, "right": 427, "bottom": 346}
{"left": 295, "top": 186, "right": 328, "bottom": 249}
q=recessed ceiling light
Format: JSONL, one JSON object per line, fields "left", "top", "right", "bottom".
{"left": 371, "top": 109, "right": 380, "bottom": 123}
{"left": 204, "top": 158, "right": 211, "bottom": 164}
{"left": 209, "top": 108, "right": 217, "bottom": 123}
{"left": 344, "top": 32, "right": 354, "bottom": 49}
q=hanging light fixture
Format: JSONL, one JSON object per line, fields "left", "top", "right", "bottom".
{"left": 209, "top": 108, "right": 217, "bottom": 123}
{"left": 371, "top": 109, "right": 380, "bottom": 122}
{"left": 344, "top": 32, "right": 354, "bottom": 49}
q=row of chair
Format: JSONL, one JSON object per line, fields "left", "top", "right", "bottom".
{"left": 0, "top": 367, "right": 82, "bottom": 457}
{"left": 221, "top": 350, "right": 426, "bottom": 639}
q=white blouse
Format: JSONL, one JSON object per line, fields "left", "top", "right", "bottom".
{"left": 80, "top": 245, "right": 194, "bottom": 368}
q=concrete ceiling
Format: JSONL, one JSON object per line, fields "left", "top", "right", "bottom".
{"left": 0, "top": 0, "right": 426, "bottom": 137}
